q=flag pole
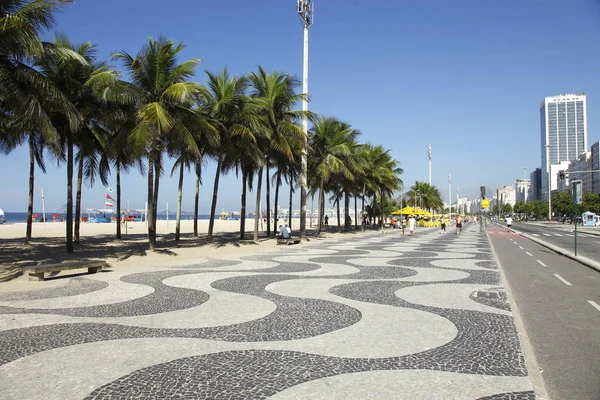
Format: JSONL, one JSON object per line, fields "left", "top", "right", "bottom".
{"left": 41, "top": 188, "right": 46, "bottom": 229}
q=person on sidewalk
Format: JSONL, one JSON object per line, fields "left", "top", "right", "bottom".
{"left": 408, "top": 215, "right": 416, "bottom": 236}
{"left": 401, "top": 217, "right": 407, "bottom": 235}
{"left": 440, "top": 217, "right": 446, "bottom": 234}
{"left": 455, "top": 216, "right": 462, "bottom": 235}
{"left": 506, "top": 215, "right": 513, "bottom": 231}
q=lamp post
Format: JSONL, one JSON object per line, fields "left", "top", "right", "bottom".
{"left": 298, "top": 0, "right": 313, "bottom": 237}
{"left": 448, "top": 174, "right": 452, "bottom": 220}
{"left": 546, "top": 144, "right": 552, "bottom": 221}
{"left": 427, "top": 145, "right": 432, "bottom": 185}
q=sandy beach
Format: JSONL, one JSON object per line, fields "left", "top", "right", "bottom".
{"left": 0, "top": 218, "right": 345, "bottom": 283}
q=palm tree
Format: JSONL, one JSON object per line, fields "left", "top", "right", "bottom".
{"left": 308, "top": 117, "right": 358, "bottom": 234}
{"left": 407, "top": 181, "right": 443, "bottom": 211}
{"left": 248, "top": 66, "right": 308, "bottom": 237}
{"left": 199, "top": 69, "right": 252, "bottom": 242}
{"left": 362, "top": 144, "right": 403, "bottom": 228}
{"left": 1, "top": 0, "right": 80, "bottom": 242}
{"left": 112, "top": 37, "right": 214, "bottom": 251}
{"left": 99, "top": 113, "right": 145, "bottom": 240}
{"left": 36, "top": 35, "right": 120, "bottom": 252}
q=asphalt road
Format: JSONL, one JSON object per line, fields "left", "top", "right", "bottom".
{"left": 488, "top": 226, "right": 600, "bottom": 400}
{"left": 511, "top": 221, "right": 600, "bottom": 262}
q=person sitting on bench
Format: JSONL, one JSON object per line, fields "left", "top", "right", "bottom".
{"left": 280, "top": 224, "right": 291, "bottom": 239}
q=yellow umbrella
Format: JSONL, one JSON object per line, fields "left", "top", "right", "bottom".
{"left": 391, "top": 206, "right": 415, "bottom": 215}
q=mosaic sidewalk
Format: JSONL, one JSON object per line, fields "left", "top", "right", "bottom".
{"left": 0, "top": 226, "right": 535, "bottom": 399}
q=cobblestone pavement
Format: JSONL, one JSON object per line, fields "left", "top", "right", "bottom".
{"left": 0, "top": 225, "right": 535, "bottom": 399}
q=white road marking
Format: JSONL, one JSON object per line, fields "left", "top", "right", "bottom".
{"left": 565, "top": 234, "right": 573, "bottom": 237}
{"left": 595, "top": 241, "right": 600, "bottom": 244}
{"left": 526, "top": 252, "right": 533, "bottom": 256}
{"left": 588, "top": 301, "right": 600, "bottom": 312}
{"left": 536, "top": 260, "right": 547, "bottom": 267}
{"left": 554, "top": 233, "right": 563, "bottom": 237}
{"left": 554, "top": 274, "right": 572, "bottom": 286}
{"left": 543, "top": 233, "right": 551, "bottom": 236}
{"left": 532, "top": 233, "right": 540, "bottom": 236}
{"left": 519, "top": 246, "right": 524, "bottom": 250}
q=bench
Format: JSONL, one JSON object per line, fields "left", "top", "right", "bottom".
{"left": 277, "top": 236, "right": 301, "bottom": 245}
{"left": 22, "top": 260, "right": 108, "bottom": 281}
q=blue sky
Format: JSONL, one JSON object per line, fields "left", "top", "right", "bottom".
{"left": 2, "top": 0, "right": 600, "bottom": 213}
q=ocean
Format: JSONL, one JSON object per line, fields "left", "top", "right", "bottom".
{"left": 0, "top": 212, "right": 216, "bottom": 224}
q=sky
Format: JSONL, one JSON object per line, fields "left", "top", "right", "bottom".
{"left": 2, "top": 0, "right": 600, "bottom": 213}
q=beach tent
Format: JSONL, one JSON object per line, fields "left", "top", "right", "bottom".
{"left": 392, "top": 206, "right": 429, "bottom": 216}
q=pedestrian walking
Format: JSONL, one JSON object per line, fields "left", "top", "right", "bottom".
{"left": 455, "top": 216, "right": 462, "bottom": 234}
{"left": 324, "top": 215, "right": 329, "bottom": 226}
{"left": 505, "top": 215, "right": 513, "bottom": 232}
{"left": 401, "top": 217, "right": 407, "bottom": 235}
{"left": 409, "top": 215, "right": 416, "bottom": 236}
{"left": 440, "top": 217, "right": 446, "bottom": 234}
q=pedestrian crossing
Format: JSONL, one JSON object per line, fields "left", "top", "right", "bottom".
{"left": 531, "top": 233, "right": 591, "bottom": 238}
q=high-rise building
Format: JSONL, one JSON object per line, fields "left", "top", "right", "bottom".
{"left": 592, "top": 141, "right": 600, "bottom": 194}
{"left": 515, "top": 179, "right": 530, "bottom": 203}
{"left": 540, "top": 93, "right": 587, "bottom": 199}
{"left": 528, "top": 168, "right": 542, "bottom": 202}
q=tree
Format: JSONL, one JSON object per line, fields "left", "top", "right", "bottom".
{"left": 113, "top": 37, "right": 213, "bottom": 251}
{"left": 580, "top": 192, "right": 600, "bottom": 214}
{"left": 0, "top": 0, "right": 80, "bottom": 242}
{"left": 199, "top": 69, "right": 253, "bottom": 241}
{"left": 407, "top": 181, "right": 443, "bottom": 211}
{"left": 552, "top": 190, "right": 573, "bottom": 217}
{"left": 248, "top": 66, "right": 308, "bottom": 237}
{"left": 308, "top": 117, "right": 357, "bottom": 234}
{"left": 530, "top": 200, "right": 548, "bottom": 219}
{"left": 36, "top": 35, "right": 120, "bottom": 252}
{"left": 513, "top": 201, "right": 526, "bottom": 214}
{"left": 502, "top": 203, "right": 513, "bottom": 215}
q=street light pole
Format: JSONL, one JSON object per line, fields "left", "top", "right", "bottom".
{"left": 427, "top": 145, "right": 432, "bottom": 185}
{"left": 298, "top": 0, "right": 313, "bottom": 238}
{"left": 546, "top": 144, "right": 552, "bottom": 221}
{"left": 448, "top": 174, "right": 452, "bottom": 221}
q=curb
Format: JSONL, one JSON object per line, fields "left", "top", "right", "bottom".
{"left": 510, "top": 228, "right": 600, "bottom": 274}
{"left": 486, "top": 228, "right": 551, "bottom": 400}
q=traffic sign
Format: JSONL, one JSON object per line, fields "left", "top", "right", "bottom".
{"left": 481, "top": 199, "right": 490, "bottom": 209}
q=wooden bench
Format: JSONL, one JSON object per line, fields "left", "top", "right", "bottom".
{"left": 277, "top": 236, "right": 301, "bottom": 245}
{"left": 23, "top": 260, "right": 108, "bottom": 281}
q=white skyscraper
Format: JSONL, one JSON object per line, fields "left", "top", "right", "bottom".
{"left": 540, "top": 94, "right": 587, "bottom": 199}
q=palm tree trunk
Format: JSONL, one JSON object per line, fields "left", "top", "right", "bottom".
{"left": 152, "top": 158, "right": 161, "bottom": 246}
{"left": 310, "top": 192, "right": 314, "bottom": 228}
{"left": 240, "top": 169, "right": 247, "bottom": 240}
{"left": 66, "top": 137, "right": 74, "bottom": 253}
{"left": 116, "top": 162, "right": 122, "bottom": 239}
{"left": 337, "top": 198, "right": 341, "bottom": 232}
{"left": 373, "top": 192, "right": 377, "bottom": 229}
{"left": 273, "top": 170, "right": 281, "bottom": 236}
{"left": 147, "top": 155, "right": 156, "bottom": 251}
{"left": 253, "top": 167, "right": 263, "bottom": 242}
{"left": 288, "top": 172, "right": 293, "bottom": 228}
{"left": 344, "top": 190, "right": 350, "bottom": 232}
{"left": 354, "top": 194, "right": 358, "bottom": 231}
{"left": 74, "top": 155, "right": 83, "bottom": 243}
{"left": 207, "top": 156, "right": 222, "bottom": 241}
{"left": 265, "top": 160, "right": 271, "bottom": 237}
{"left": 193, "top": 160, "right": 200, "bottom": 237}
{"left": 361, "top": 184, "right": 366, "bottom": 231}
{"left": 26, "top": 135, "right": 34, "bottom": 242}
{"left": 175, "top": 162, "right": 184, "bottom": 241}
{"left": 316, "top": 179, "right": 324, "bottom": 234}
{"left": 380, "top": 188, "right": 384, "bottom": 229}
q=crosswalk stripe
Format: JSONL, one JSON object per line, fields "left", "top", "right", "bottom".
{"left": 532, "top": 234, "right": 540, "bottom": 237}
{"left": 543, "top": 234, "right": 551, "bottom": 236}
{"left": 554, "top": 233, "right": 563, "bottom": 237}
